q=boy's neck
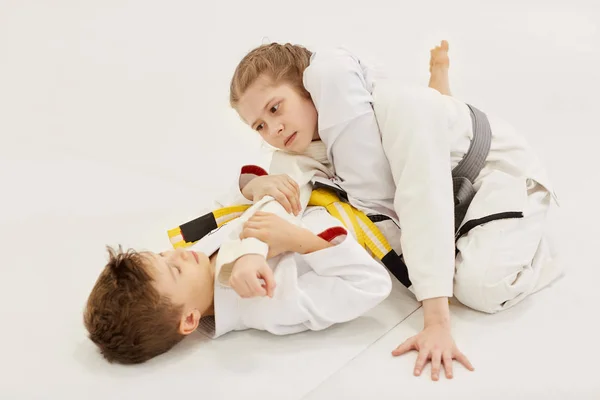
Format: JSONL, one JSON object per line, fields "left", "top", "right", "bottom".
{"left": 203, "top": 252, "right": 219, "bottom": 317}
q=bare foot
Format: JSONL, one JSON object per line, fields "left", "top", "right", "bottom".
{"left": 428, "top": 40, "right": 451, "bottom": 96}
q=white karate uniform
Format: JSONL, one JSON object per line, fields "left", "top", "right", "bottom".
{"left": 217, "top": 47, "right": 562, "bottom": 314}
{"left": 189, "top": 206, "right": 392, "bottom": 338}
{"left": 303, "top": 47, "right": 562, "bottom": 313}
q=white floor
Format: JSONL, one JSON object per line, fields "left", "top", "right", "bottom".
{"left": 1, "top": 1, "right": 599, "bottom": 399}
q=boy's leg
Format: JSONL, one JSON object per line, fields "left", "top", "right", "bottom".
{"left": 428, "top": 40, "right": 452, "bottom": 96}
{"left": 453, "top": 179, "right": 557, "bottom": 313}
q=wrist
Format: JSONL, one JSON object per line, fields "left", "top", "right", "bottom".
{"left": 293, "top": 229, "right": 332, "bottom": 254}
{"left": 291, "top": 229, "right": 313, "bottom": 254}
{"left": 234, "top": 253, "right": 264, "bottom": 268}
{"left": 422, "top": 297, "right": 451, "bottom": 327}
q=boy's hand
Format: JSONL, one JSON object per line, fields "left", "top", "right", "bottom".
{"left": 240, "top": 211, "right": 303, "bottom": 258}
{"left": 229, "top": 254, "right": 276, "bottom": 298}
{"left": 241, "top": 174, "right": 301, "bottom": 215}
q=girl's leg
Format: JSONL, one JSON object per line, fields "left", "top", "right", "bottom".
{"left": 453, "top": 178, "right": 557, "bottom": 313}
{"left": 428, "top": 40, "right": 452, "bottom": 96}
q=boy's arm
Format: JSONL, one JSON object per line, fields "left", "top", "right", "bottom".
{"left": 260, "top": 208, "right": 393, "bottom": 333}
{"left": 216, "top": 153, "right": 323, "bottom": 289}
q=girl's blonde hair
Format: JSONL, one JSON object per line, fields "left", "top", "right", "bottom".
{"left": 229, "top": 43, "right": 313, "bottom": 108}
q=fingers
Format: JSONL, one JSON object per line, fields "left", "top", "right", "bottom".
{"left": 252, "top": 174, "right": 300, "bottom": 215}
{"left": 285, "top": 177, "right": 301, "bottom": 214}
{"left": 455, "top": 351, "right": 474, "bottom": 371}
{"left": 443, "top": 352, "right": 454, "bottom": 379}
{"left": 281, "top": 175, "right": 300, "bottom": 195}
{"left": 441, "top": 40, "right": 449, "bottom": 51}
{"left": 230, "top": 271, "right": 274, "bottom": 299}
{"left": 230, "top": 276, "right": 265, "bottom": 298}
{"left": 430, "top": 350, "right": 442, "bottom": 381}
{"left": 241, "top": 217, "right": 266, "bottom": 236}
{"left": 286, "top": 175, "right": 300, "bottom": 194}
{"left": 414, "top": 349, "right": 429, "bottom": 377}
{"left": 248, "top": 211, "right": 274, "bottom": 222}
{"left": 273, "top": 191, "right": 294, "bottom": 214}
{"left": 391, "top": 338, "right": 415, "bottom": 357}
{"left": 283, "top": 183, "right": 301, "bottom": 215}
{"left": 240, "top": 226, "right": 261, "bottom": 240}
{"left": 272, "top": 175, "right": 299, "bottom": 215}
{"left": 244, "top": 219, "right": 261, "bottom": 228}
{"left": 244, "top": 278, "right": 266, "bottom": 298}
{"left": 260, "top": 265, "right": 276, "bottom": 298}
{"left": 278, "top": 184, "right": 300, "bottom": 216}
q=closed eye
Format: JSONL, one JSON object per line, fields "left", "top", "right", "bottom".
{"left": 164, "top": 260, "right": 180, "bottom": 274}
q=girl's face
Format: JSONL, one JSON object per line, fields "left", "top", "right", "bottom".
{"left": 236, "top": 74, "right": 319, "bottom": 153}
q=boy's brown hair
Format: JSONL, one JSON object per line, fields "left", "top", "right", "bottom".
{"left": 230, "top": 42, "right": 313, "bottom": 108}
{"left": 83, "top": 246, "right": 184, "bottom": 364}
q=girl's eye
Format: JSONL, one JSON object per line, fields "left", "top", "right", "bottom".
{"left": 270, "top": 103, "right": 279, "bottom": 113}
{"left": 256, "top": 123, "right": 264, "bottom": 132}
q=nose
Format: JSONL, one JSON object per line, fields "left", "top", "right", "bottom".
{"left": 175, "top": 248, "right": 190, "bottom": 261}
{"left": 270, "top": 122, "right": 284, "bottom": 137}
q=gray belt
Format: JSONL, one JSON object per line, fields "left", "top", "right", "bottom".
{"left": 452, "top": 104, "right": 492, "bottom": 233}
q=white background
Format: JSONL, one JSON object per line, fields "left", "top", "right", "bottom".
{"left": 1, "top": 0, "right": 599, "bottom": 399}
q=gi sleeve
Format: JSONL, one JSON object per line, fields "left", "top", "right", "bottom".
{"left": 262, "top": 209, "right": 393, "bottom": 334}
{"left": 375, "top": 86, "right": 456, "bottom": 301}
{"left": 215, "top": 152, "right": 320, "bottom": 285}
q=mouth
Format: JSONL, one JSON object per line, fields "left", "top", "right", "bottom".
{"left": 284, "top": 132, "right": 297, "bottom": 148}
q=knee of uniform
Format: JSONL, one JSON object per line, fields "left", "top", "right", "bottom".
{"left": 453, "top": 266, "right": 496, "bottom": 314}
{"left": 453, "top": 256, "right": 528, "bottom": 314}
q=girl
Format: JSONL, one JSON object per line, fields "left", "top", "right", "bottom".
{"left": 224, "top": 41, "right": 560, "bottom": 381}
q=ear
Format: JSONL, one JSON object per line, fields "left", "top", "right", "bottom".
{"left": 178, "top": 309, "right": 201, "bottom": 335}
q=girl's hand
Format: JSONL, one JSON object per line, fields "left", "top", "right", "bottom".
{"left": 240, "top": 212, "right": 303, "bottom": 258}
{"left": 392, "top": 322, "right": 474, "bottom": 380}
{"left": 241, "top": 174, "right": 301, "bottom": 215}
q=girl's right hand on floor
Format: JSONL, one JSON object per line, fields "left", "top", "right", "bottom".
{"left": 241, "top": 174, "right": 301, "bottom": 215}
{"left": 392, "top": 297, "right": 474, "bottom": 380}
{"left": 392, "top": 322, "right": 474, "bottom": 380}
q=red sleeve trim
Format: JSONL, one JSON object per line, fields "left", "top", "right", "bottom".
{"left": 241, "top": 165, "right": 268, "bottom": 177}
{"left": 317, "top": 227, "right": 348, "bottom": 243}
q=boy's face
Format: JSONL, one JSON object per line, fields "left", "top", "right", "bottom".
{"left": 237, "top": 74, "right": 319, "bottom": 154}
{"left": 145, "top": 249, "right": 215, "bottom": 334}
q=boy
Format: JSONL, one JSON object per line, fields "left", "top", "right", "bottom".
{"left": 224, "top": 41, "right": 561, "bottom": 380}
{"left": 83, "top": 203, "right": 392, "bottom": 364}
